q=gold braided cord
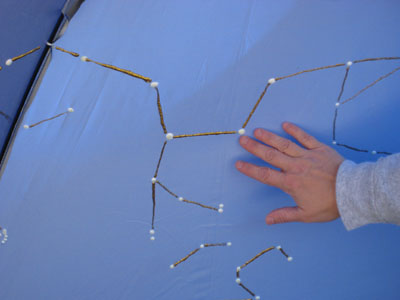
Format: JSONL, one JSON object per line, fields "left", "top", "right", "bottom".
{"left": 172, "top": 248, "right": 200, "bottom": 267}
{"left": 182, "top": 199, "right": 218, "bottom": 211}
{"left": 174, "top": 131, "right": 237, "bottom": 139}
{"left": 353, "top": 57, "right": 400, "bottom": 64}
{"left": 155, "top": 87, "right": 168, "bottom": 134}
{"left": 275, "top": 63, "right": 345, "bottom": 81}
{"left": 341, "top": 65, "right": 400, "bottom": 105}
{"left": 154, "top": 141, "right": 167, "bottom": 178}
{"left": 240, "top": 247, "right": 275, "bottom": 269}
{"left": 11, "top": 46, "right": 41, "bottom": 62}
{"left": 85, "top": 58, "right": 152, "bottom": 82}
{"left": 27, "top": 111, "right": 70, "bottom": 128}
{"left": 242, "top": 83, "right": 271, "bottom": 128}
{"left": 54, "top": 46, "right": 80, "bottom": 57}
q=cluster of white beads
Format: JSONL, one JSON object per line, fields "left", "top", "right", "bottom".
{"left": 0, "top": 228, "right": 8, "bottom": 244}
{"left": 149, "top": 228, "right": 155, "bottom": 241}
{"left": 218, "top": 203, "right": 224, "bottom": 213}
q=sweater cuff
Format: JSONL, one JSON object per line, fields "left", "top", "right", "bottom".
{"left": 336, "top": 160, "right": 381, "bottom": 230}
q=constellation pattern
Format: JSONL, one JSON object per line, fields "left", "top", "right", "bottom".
{"left": 169, "top": 242, "right": 232, "bottom": 269}
{"left": 235, "top": 245, "right": 293, "bottom": 300}
{"left": 2, "top": 40, "right": 399, "bottom": 298}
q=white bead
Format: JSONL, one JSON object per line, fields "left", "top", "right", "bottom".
{"left": 227, "top": 242, "right": 232, "bottom": 247}
{"left": 150, "top": 81, "right": 159, "bottom": 88}
{"left": 178, "top": 197, "right": 184, "bottom": 202}
{"left": 236, "top": 266, "right": 241, "bottom": 272}
{"left": 200, "top": 244, "right": 205, "bottom": 248}
{"left": 5, "top": 59, "right": 12, "bottom": 66}
{"left": 219, "top": 204, "right": 224, "bottom": 208}
{"left": 150, "top": 236, "right": 155, "bottom": 241}
{"left": 268, "top": 78, "right": 276, "bottom": 85}
{"left": 335, "top": 102, "right": 340, "bottom": 107}
{"left": 371, "top": 150, "right": 377, "bottom": 155}
{"left": 1, "top": 241, "right": 4, "bottom": 244}
{"left": 276, "top": 245, "right": 282, "bottom": 250}
{"left": 23, "top": 125, "right": 30, "bottom": 129}
{"left": 67, "top": 107, "right": 74, "bottom": 113}
{"left": 170, "top": 264, "right": 175, "bottom": 269}
{"left": 236, "top": 278, "right": 241, "bottom": 284}
{"left": 332, "top": 140, "right": 337, "bottom": 145}
{"left": 166, "top": 133, "right": 174, "bottom": 140}
{"left": 287, "top": 256, "right": 293, "bottom": 262}
{"left": 80, "top": 56, "right": 88, "bottom": 62}
{"left": 255, "top": 296, "right": 260, "bottom": 300}
{"left": 218, "top": 208, "right": 223, "bottom": 213}
{"left": 149, "top": 229, "right": 155, "bottom": 235}
{"left": 346, "top": 61, "right": 353, "bottom": 68}
{"left": 238, "top": 128, "right": 245, "bottom": 135}
{"left": 151, "top": 177, "right": 157, "bottom": 184}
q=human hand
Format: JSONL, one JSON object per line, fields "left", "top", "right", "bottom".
{"left": 235, "top": 122, "right": 345, "bottom": 225}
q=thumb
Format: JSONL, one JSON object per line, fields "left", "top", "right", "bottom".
{"left": 266, "top": 206, "right": 303, "bottom": 225}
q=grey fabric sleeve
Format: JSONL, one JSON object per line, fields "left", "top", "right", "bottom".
{"left": 336, "top": 153, "right": 400, "bottom": 230}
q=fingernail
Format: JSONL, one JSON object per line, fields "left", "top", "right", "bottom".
{"left": 266, "top": 217, "right": 275, "bottom": 225}
{"left": 240, "top": 136, "right": 249, "bottom": 145}
{"left": 236, "top": 161, "right": 243, "bottom": 169}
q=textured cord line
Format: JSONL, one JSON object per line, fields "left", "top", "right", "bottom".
{"left": 10, "top": 46, "right": 41, "bottom": 62}
{"left": 242, "top": 83, "right": 271, "bottom": 129}
{"left": 336, "top": 143, "right": 368, "bottom": 153}
{"left": 0, "top": 111, "right": 10, "bottom": 121}
{"left": 275, "top": 63, "right": 346, "bottom": 81}
{"left": 353, "top": 57, "right": 400, "bottom": 64}
{"left": 174, "top": 131, "right": 237, "bottom": 139}
{"left": 151, "top": 183, "right": 156, "bottom": 230}
{"left": 83, "top": 57, "right": 152, "bottom": 83}
{"left": 332, "top": 67, "right": 350, "bottom": 141}
{"left": 23, "top": 108, "right": 74, "bottom": 129}
{"left": 156, "top": 180, "right": 220, "bottom": 211}
{"left": 154, "top": 142, "right": 167, "bottom": 178}
{"left": 235, "top": 246, "right": 292, "bottom": 299}
{"left": 341, "top": 66, "right": 400, "bottom": 105}
{"left": 170, "top": 242, "right": 231, "bottom": 269}
{"left": 54, "top": 46, "right": 80, "bottom": 57}
{"left": 155, "top": 87, "right": 168, "bottom": 134}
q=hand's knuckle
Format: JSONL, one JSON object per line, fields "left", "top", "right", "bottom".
{"left": 258, "top": 168, "right": 270, "bottom": 182}
{"left": 263, "top": 149, "right": 276, "bottom": 162}
{"left": 278, "top": 139, "right": 290, "bottom": 152}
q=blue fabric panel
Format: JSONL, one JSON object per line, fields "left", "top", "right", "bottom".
{"left": 0, "top": 0, "right": 66, "bottom": 156}
{"left": 0, "top": 1, "right": 399, "bottom": 299}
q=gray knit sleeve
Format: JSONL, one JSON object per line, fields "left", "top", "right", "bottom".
{"left": 336, "top": 153, "right": 400, "bottom": 230}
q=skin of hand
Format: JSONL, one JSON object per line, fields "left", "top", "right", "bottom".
{"left": 235, "top": 122, "right": 345, "bottom": 225}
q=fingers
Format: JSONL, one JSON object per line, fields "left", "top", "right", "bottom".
{"left": 282, "top": 122, "right": 322, "bottom": 150}
{"left": 266, "top": 206, "right": 303, "bottom": 225}
{"left": 253, "top": 128, "right": 305, "bottom": 157}
{"left": 239, "top": 136, "right": 294, "bottom": 171}
{"left": 235, "top": 161, "right": 286, "bottom": 190}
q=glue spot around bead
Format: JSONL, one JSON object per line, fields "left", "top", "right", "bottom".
{"left": 200, "top": 244, "right": 205, "bottom": 248}
{"left": 218, "top": 208, "right": 223, "bottom": 213}
{"left": 236, "top": 266, "right": 241, "bottom": 272}
{"left": 268, "top": 78, "right": 276, "bottom": 85}
{"left": 80, "top": 56, "right": 88, "bottom": 62}
{"left": 236, "top": 278, "right": 241, "bottom": 284}
{"left": 335, "top": 102, "right": 340, "bottom": 107}
{"left": 67, "top": 107, "right": 74, "bottom": 113}
{"left": 166, "top": 133, "right": 174, "bottom": 140}
{"left": 276, "top": 245, "right": 282, "bottom": 250}
{"left": 170, "top": 264, "right": 175, "bottom": 269}
{"left": 238, "top": 128, "right": 245, "bottom": 135}
{"left": 151, "top": 177, "right": 157, "bottom": 184}
{"left": 5, "top": 59, "right": 12, "bottom": 66}
{"left": 150, "top": 81, "right": 159, "bottom": 88}
{"left": 23, "top": 125, "right": 30, "bottom": 129}
{"left": 287, "top": 256, "right": 293, "bottom": 262}
{"left": 178, "top": 197, "right": 184, "bottom": 202}
{"left": 346, "top": 61, "right": 353, "bottom": 68}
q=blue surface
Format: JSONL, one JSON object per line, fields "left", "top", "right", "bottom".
{"left": 0, "top": 0, "right": 66, "bottom": 156}
{"left": 0, "top": 0, "right": 400, "bottom": 299}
